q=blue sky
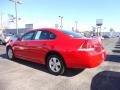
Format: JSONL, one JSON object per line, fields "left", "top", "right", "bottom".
{"left": 1, "top": 0, "right": 120, "bottom": 31}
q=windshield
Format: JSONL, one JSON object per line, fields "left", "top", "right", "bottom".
{"left": 61, "top": 30, "right": 85, "bottom": 38}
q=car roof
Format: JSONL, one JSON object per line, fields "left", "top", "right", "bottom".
{"left": 24, "top": 28, "right": 60, "bottom": 34}
{"left": 22, "top": 28, "right": 69, "bottom": 39}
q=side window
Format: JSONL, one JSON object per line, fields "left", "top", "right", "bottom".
{"left": 39, "top": 31, "right": 49, "bottom": 40}
{"left": 22, "top": 32, "right": 35, "bottom": 40}
{"left": 49, "top": 32, "right": 56, "bottom": 40}
{"left": 34, "top": 30, "right": 56, "bottom": 40}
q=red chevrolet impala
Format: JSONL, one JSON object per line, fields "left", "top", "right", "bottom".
{"left": 6, "top": 28, "right": 106, "bottom": 75}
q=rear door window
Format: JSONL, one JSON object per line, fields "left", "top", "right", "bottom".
{"left": 34, "top": 30, "right": 56, "bottom": 40}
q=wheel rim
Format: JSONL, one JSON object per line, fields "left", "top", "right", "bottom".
{"left": 8, "top": 48, "right": 13, "bottom": 59}
{"left": 49, "top": 57, "right": 61, "bottom": 73}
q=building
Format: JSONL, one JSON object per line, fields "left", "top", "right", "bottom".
{"left": 3, "top": 24, "right": 33, "bottom": 35}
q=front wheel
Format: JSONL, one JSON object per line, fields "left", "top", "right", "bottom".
{"left": 47, "top": 54, "right": 65, "bottom": 75}
{"left": 7, "top": 47, "right": 15, "bottom": 60}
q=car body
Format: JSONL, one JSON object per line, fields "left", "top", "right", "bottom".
{"left": 6, "top": 28, "right": 106, "bottom": 75}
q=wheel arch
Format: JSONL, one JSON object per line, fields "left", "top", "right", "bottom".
{"left": 45, "top": 51, "right": 66, "bottom": 67}
{"left": 6, "top": 45, "right": 12, "bottom": 51}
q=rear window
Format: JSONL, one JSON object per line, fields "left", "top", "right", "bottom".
{"left": 61, "top": 30, "right": 84, "bottom": 38}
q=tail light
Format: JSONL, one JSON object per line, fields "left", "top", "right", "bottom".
{"left": 78, "top": 41, "right": 95, "bottom": 51}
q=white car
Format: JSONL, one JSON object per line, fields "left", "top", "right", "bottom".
{"left": 5, "top": 34, "right": 13, "bottom": 43}
{"left": 0, "top": 33, "right": 5, "bottom": 44}
{"left": 0, "top": 33, "right": 13, "bottom": 44}
{"left": 9, "top": 34, "right": 20, "bottom": 43}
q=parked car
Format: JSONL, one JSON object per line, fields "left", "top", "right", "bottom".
{"left": 92, "top": 35, "right": 104, "bottom": 40}
{"left": 4, "top": 34, "right": 13, "bottom": 43}
{"left": 0, "top": 33, "right": 4, "bottom": 44}
{"left": 9, "top": 34, "right": 20, "bottom": 43}
{"left": 6, "top": 28, "right": 106, "bottom": 75}
{"left": 102, "top": 35, "right": 110, "bottom": 38}
{"left": 0, "top": 33, "right": 13, "bottom": 45}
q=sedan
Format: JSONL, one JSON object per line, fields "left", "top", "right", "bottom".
{"left": 6, "top": 28, "right": 106, "bottom": 75}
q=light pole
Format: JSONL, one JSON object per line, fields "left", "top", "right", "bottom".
{"left": 0, "top": 12, "right": 3, "bottom": 30}
{"left": 58, "top": 16, "right": 63, "bottom": 30}
{"left": 9, "top": 0, "right": 22, "bottom": 34}
{"left": 75, "top": 21, "right": 78, "bottom": 32}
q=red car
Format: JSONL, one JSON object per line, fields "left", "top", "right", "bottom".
{"left": 6, "top": 28, "right": 106, "bottom": 75}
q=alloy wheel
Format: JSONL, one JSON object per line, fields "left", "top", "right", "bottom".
{"left": 7, "top": 48, "right": 14, "bottom": 59}
{"left": 49, "top": 57, "right": 61, "bottom": 73}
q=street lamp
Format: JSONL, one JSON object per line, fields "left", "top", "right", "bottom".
{"left": 58, "top": 16, "right": 63, "bottom": 30}
{"left": 9, "top": 0, "right": 22, "bottom": 34}
{"left": 0, "top": 12, "right": 3, "bottom": 30}
{"left": 75, "top": 21, "right": 78, "bottom": 31}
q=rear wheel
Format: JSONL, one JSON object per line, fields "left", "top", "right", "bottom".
{"left": 7, "top": 47, "right": 15, "bottom": 60}
{"left": 47, "top": 54, "right": 65, "bottom": 75}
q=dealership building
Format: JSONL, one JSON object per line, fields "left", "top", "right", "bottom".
{"left": 2, "top": 24, "right": 33, "bottom": 35}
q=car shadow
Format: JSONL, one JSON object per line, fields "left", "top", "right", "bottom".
{"left": 91, "top": 71, "right": 120, "bottom": 90}
{"left": 112, "top": 50, "right": 120, "bottom": 53}
{"left": 116, "top": 44, "right": 120, "bottom": 46}
{"left": 63, "top": 68, "right": 85, "bottom": 77}
{"left": 114, "top": 46, "right": 120, "bottom": 48}
{"left": 0, "top": 54, "right": 8, "bottom": 59}
{"left": 14, "top": 59, "right": 85, "bottom": 76}
{"left": 106, "top": 54, "right": 120, "bottom": 62}
{"left": 0, "top": 53, "right": 84, "bottom": 76}
{"left": 13, "top": 59, "right": 49, "bottom": 72}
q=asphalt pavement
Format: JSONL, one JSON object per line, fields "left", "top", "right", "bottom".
{"left": 0, "top": 38, "right": 120, "bottom": 90}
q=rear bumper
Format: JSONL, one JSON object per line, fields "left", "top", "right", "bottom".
{"left": 63, "top": 49, "right": 106, "bottom": 68}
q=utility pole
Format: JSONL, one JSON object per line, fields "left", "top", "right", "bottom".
{"left": 58, "top": 16, "right": 63, "bottom": 30}
{"left": 0, "top": 12, "right": 3, "bottom": 33}
{"left": 9, "top": 0, "right": 22, "bottom": 34}
{"left": 0, "top": 12, "right": 3, "bottom": 29}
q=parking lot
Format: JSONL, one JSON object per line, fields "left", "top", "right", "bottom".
{"left": 0, "top": 38, "right": 120, "bottom": 90}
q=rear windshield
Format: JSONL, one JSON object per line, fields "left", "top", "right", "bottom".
{"left": 61, "top": 30, "right": 84, "bottom": 38}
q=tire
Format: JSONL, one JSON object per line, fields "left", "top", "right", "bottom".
{"left": 7, "top": 47, "right": 15, "bottom": 60}
{"left": 47, "top": 54, "right": 65, "bottom": 75}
